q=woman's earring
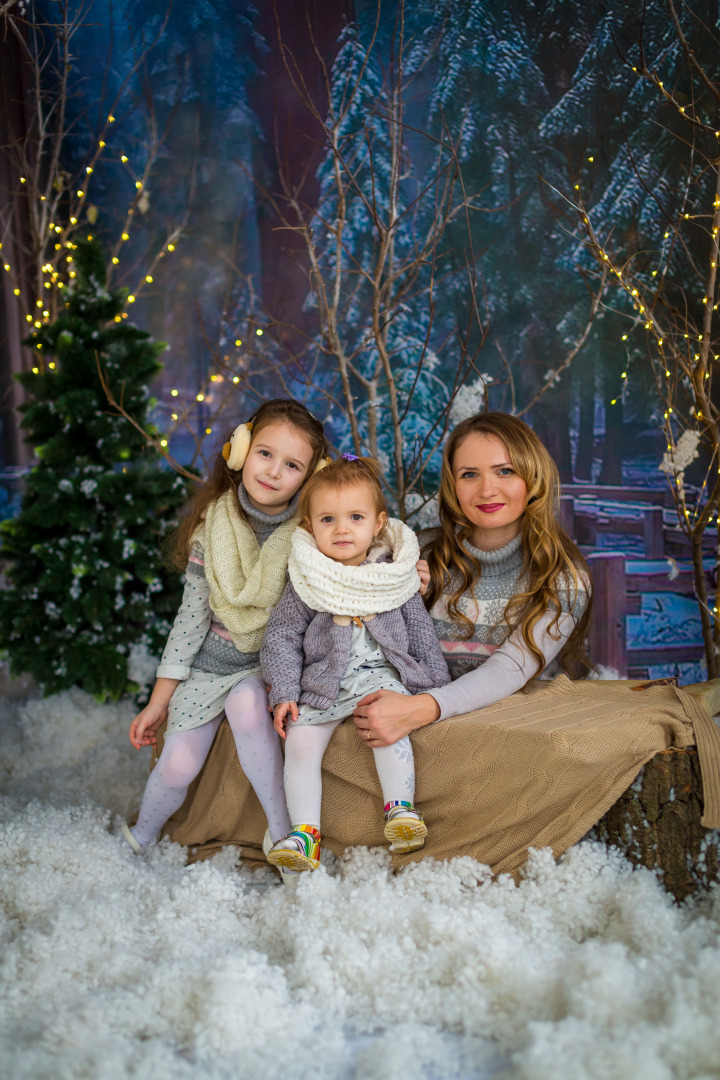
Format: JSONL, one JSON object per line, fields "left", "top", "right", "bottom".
{"left": 222, "top": 421, "right": 254, "bottom": 471}
{"left": 313, "top": 455, "right": 332, "bottom": 474}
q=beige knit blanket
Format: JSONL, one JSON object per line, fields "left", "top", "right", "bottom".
{"left": 153, "top": 676, "right": 720, "bottom": 876}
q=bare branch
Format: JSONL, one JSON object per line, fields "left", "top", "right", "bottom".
{"left": 96, "top": 355, "right": 199, "bottom": 483}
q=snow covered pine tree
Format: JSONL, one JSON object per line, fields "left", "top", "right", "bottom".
{"left": 0, "top": 236, "right": 188, "bottom": 700}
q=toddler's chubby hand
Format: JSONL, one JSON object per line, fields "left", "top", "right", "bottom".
{"left": 416, "top": 559, "right": 430, "bottom": 596}
{"left": 129, "top": 703, "right": 168, "bottom": 749}
{"left": 273, "top": 701, "right": 298, "bottom": 738}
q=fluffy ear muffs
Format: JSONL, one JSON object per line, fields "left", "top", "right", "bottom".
{"left": 222, "top": 421, "right": 254, "bottom": 471}
{"left": 314, "top": 455, "right": 332, "bottom": 474}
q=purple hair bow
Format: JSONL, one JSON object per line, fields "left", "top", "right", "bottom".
{"left": 342, "top": 453, "right": 359, "bottom": 461}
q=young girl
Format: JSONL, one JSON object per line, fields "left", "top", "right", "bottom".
{"left": 124, "top": 399, "right": 329, "bottom": 859}
{"left": 260, "top": 455, "right": 450, "bottom": 872}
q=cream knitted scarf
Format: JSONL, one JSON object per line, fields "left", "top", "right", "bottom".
{"left": 198, "top": 489, "right": 298, "bottom": 651}
{"left": 288, "top": 518, "right": 421, "bottom": 616}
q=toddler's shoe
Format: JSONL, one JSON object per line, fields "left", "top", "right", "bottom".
{"left": 266, "top": 824, "right": 321, "bottom": 872}
{"left": 262, "top": 828, "right": 300, "bottom": 887}
{"left": 383, "top": 801, "right": 427, "bottom": 853}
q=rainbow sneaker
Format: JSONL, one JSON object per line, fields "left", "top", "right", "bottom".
{"left": 383, "top": 801, "right": 427, "bottom": 853}
{"left": 266, "top": 824, "right": 321, "bottom": 872}
{"left": 262, "top": 828, "right": 299, "bottom": 886}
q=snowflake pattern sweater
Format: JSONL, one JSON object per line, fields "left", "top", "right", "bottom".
{"left": 427, "top": 533, "right": 590, "bottom": 720}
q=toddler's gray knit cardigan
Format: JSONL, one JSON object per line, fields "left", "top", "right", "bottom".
{"left": 261, "top": 580, "right": 451, "bottom": 711}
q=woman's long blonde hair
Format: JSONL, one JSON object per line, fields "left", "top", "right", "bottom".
{"left": 423, "top": 412, "right": 593, "bottom": 678}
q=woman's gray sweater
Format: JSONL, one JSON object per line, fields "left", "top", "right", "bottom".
{"left": 426, "top": 534, "right": 590, "bottom": 721}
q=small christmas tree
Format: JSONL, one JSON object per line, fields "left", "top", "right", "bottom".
{"left": 0, "top": 236, "right": 189, "bottom": 700}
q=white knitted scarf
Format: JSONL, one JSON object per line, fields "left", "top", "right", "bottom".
{"left": 198, "top": 490, "right": 298, "bottom": 652}
{"left": 288, "top": 518, "right": 421, "bottom": 616}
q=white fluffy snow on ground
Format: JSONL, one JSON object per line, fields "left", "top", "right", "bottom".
{"left": 2, "top": 688, "right": 720, "bottom": 1080}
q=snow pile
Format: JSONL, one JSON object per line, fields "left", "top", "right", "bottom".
{"left": 2, "top": 688, "right": 720, "bottom": 1080}
{"left": 0, "top": 687, "right": 140, "bottom": 819}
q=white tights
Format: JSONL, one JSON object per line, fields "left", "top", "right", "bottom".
{"left": 131, "top": 677, "right": 290, "bottom": 847}
{"left": 284, "top": 720, "right": 415, "bottom": 830}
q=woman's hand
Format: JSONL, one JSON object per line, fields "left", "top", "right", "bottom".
{"left": 273, "top": 701, "right": 298, "bottom": 738}
{"left": 352, "top": 689, "right": 441, "bottom": 746}
{"left": 416, "top": 559, "right": 430, "bottom": 597}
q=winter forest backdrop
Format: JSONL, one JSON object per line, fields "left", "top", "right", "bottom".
{"left": 2, "top": 0, "right": 720, "bottom": 689}
{"left": 4, "top": 7, "right": 720, "bottom": 1079}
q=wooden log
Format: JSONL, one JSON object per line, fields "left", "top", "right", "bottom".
{"left": 590, "top": 680, "right": 720, "bottom": 900}
{"left": 590, "top": 747, "right": 719, "bottom": 901}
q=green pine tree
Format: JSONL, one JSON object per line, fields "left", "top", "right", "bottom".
{"left": 0, "top": 235, "right": 190, "bottom": 700}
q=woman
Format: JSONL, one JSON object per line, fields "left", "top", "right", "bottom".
{"left": 153, "top": 413, "right": 716, "bottom": 878}
{"left": 352, "top": 411, "right": 592, "bottom": 746}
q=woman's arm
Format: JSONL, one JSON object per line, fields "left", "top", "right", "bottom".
{"left": 430, "top": 608, "right": 577, "bottom": 720}
{"left": 353, "top": 608, "right": 577, "bottom": 745}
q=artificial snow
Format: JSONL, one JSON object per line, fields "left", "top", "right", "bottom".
{"left": 1, "top": 686, "right": 720, "bottom": 1080}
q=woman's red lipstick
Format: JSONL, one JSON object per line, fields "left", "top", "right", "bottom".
{"left": 477, "top": 503, "right": 504, "bottom": 513}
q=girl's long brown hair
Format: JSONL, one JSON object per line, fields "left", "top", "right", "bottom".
{"left": 423, "top": 411, "right": 593, "bottom": 679}
{"left": 169, "top": 399, "right": 328, "bottom": 571}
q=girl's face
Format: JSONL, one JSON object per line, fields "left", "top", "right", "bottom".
{"left": 308, "top": 482, "right": 386, "bottom": 566}
{"left": 452, "top": 432, "right": 528, "bottom": 550}
{"left": 242, "top": 421, "right": 314, "bottom": 514}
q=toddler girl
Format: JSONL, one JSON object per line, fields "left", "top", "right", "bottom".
{"left": 124, "top": 399, "right": 329, "bottom": 860}
{"left": 261, "top": 455, "right": 450, "bottom": 871}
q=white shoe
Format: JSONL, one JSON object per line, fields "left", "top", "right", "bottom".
{"left": 121, "top": 823, "right": 144, "bottom": 855}
{"left": 263, "top": 828, "right": 300, "bottom": 887}
{"left": 383, "top": 802, "right": 427, "bottom": 853}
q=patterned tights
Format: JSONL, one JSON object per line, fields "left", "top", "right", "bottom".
{"left": 283, "top": 720, "right": 415, "bottom": 829}
{"left": 130, "top": 677, "right": 290, "bottom": 847}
